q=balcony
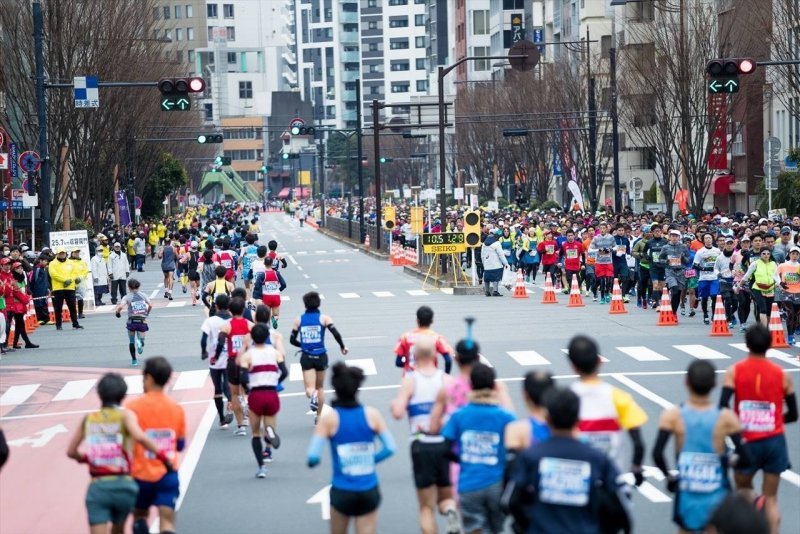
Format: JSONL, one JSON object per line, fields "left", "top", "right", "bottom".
{"left": 340, "top": 30, "right": 359, "bottom": 44}
{"left": 341, "top": 70, "right": 360, "bottom": 82}
{"left": 341, "top": 89, "right": 356, "bottom": 102}
{"left": 340, "top": 11, "right": 358, "bottom": 24}
{"left": 342, "top": 109, "right": 356, "bottom": 121}
{"left": 282, "top": 50, "right": 297, "bottom": 65}
{"left": 282, "top": 69, "right": 297, "bottom": 85}
{"left": 340, "top": 50, "right": 359, "bottom": 63}
{"left": 283, "top": 32, "right": 295, "bottom": 47}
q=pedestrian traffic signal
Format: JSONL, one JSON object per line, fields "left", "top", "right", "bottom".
{"left": 290, "top": 125, "right": 316, "bottom": 136}
{"left": 379, "top": 157, "right": 394, "bottom": 164}
{"left": 214, "top": 156, "right": 232, "bottom": 165}
{"left": 384, "top": 206, "right": 396, "bottom": 230}
{"left": 463, "top": 209, "right": 481, "bottom": 247}
{"left": 706, "top": 58, "right": 756, "bottom": 94}
{"left": 197, "top": 134, "right": 223, "bottom": 144}
{"left": 281, "top": 152, "right": 299, "bottom": 160}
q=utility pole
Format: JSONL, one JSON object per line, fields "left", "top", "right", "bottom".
{"left": 356, "top": 79, "right": 365, "bottom": 244}
{"left": 610, "top": 48, "right": 621, "bottom": 212}
{"left": 33, "top": 1, "right": 51, "bottom": 241}
{"left": 372, "top": 100, "right": 382, "bottom": 251}
{"left": 586, "top": 28, "right": 598, "bottom": 212}
{"left": 318, "top": 137, "right": 325, "bottom": 228}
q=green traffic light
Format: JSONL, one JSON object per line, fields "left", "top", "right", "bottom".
{"left": 214, "top": 156, "right": 222, "bottom": 164}
{"left": 281, "top": 153, "right": 289, "bottom": 160}
{"left": 197, "top": 135, "right": 208, "bottom": 144}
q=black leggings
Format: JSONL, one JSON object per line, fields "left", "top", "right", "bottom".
{"left": 783, "top": 300, "right": 800, "bottom": 335}
{"left": 523, "top": 263, "right": 539, "bottom": 281}
{"left": 737, "top": 291, "right": 751, "bottom": 324}
{"left": 6, "top": 312, "right": 33, "bottom": 347}
{"left": 637, "top": 268, "right": 651, "bottom": 303}
{"left": 750, "top": 291, "right": 773, "bottom": 322}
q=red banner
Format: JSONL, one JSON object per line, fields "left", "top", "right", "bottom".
{"left": 708, "top": 94, "right": 728, "bottom": 170}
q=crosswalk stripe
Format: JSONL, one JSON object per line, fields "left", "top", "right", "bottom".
{"left": 0, "top": 384, "right": 40, "bottom": 406}
{"left": 296, "top": 251, "right": 308, "bottom": 255}
{"left": 124, "top": 375, "right": 144, "bottom": 395}
{"left": 282, "top": 296, "right": 291, "bottom": 301}
{"left": 781, "top": 470, "right": 800, "bottom": 487}
{"left": 289, "top": 363, "right": 304, "bottom": 382}
{"left": 166, "top": 301, "right": 186, "bottom": 308}
{"left": 673, "top": 345, "right": 730, "bottom": 360}
{"left": 372, "top": 291, "right": 395, "bottom": 297}
{"left": 172, "top": 370, "right": 209, "bottom": 391}
{"left": 315, "top": 250, "right": 327, "bottom": 254}
{"left": 616, "top": 346, "right": 669, "bottom": 362}
{"left": 560, "top": 349, "right": 610, "bottom": 363}
{"left": 440, "top": 288, "right": 454, "bottom": 295}
{"left": 339, "top": 293, "right": 360, "bottom": 299}
{"left": 406, "top": 290, "right": 428, "bottom": 296}
{"left": 53, "top": 379, "right": 97, "bottom": 401}
{"left": 507, "top": 351, "right": 551, "bottom": 366}
{"left": 729, "top": 343, "right": 800, "bottom": 368}
{"left": 290, "top": 358, "right": 377, "bottom": 381}
{"left": 478, "top": 355, "right": 493, "bottom": 367}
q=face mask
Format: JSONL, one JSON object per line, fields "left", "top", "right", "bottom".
{"left": 57, "top": 257, "right": 66, "bottom": 262}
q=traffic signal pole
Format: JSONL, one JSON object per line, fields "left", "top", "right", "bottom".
{"left": 33, "top": 1, "right": 50, "bottom": 242}
{"left": 356, "top": 80, "right": 365, "bottom": 244}
{"left": 372, "top": 100, "right": 382, "bottom": 251}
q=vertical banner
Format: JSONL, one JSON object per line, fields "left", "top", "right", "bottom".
{"left": 116, "top": 190, "right": 132, "bottom": 226}
{"left": 708, "top": 94, "right": 728, "bottom": 170}
{"left": 511, "top": 13, "right": 524, "bottom": 43}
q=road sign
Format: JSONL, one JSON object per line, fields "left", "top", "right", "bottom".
{"left": 74, "top": 76, "right": 99, "bottom": 108}
{"left": 0, "top": 131, "right": 4, "bottom": 146}
{"left": 764, "top": 136, "right": 781, "bottom": 155}
{"left": 765, "top": 176, "right": 777, "bottom": 191}
{"left": 12, "top": 189, "right": 25, "bottom": 200}
{"left": 628, "top": 177, "right": 643, "bottom": 191}
{"left": 0, "top": 153, "right": 7, "bottom": 170}
{"left": 786, "top": 155, "right": 798, "bottom": 171}
{"left": 0, "top": 200, "right": 24, "bottom": 210}
{"left": 134, "top": 196, "right": 142, "bottom": 209}
{"left": 707, "top": 76, "right": 739, "bottom": 93}
{"left": 18, "top": 151, "right": 41, "bottom": 173}
{"left": 764, "top": 161, "right": 781, "bottom": 177}
{"left": 160, "top": 96, "right": 191, "bottom": 111}
{"left": 289, "top": 117, "right": 305, "bottom": 130}
{"left": 9, "top": 142, "right": 18, "bottom": 179}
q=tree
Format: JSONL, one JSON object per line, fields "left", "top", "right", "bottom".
{"left": 141, "top": 153, "right": 188, "bottom": 218}
{"left": 758, "top": 148, "right": 800, "bottom": 213}
{"left": 759, "top": 0, "right": 800, "bottom": 122}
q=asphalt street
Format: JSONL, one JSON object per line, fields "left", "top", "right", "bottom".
{"left": 1, "top": 212, "right": 798, "bottom": 534}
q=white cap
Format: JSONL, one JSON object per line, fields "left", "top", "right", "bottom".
{"left": 669, "top": 229, "right": 681, "bottom": 236}
{"left": 790, "top": 246, "right": 800, "bottom": 255}
{"left": 720, "top": 217, "right": 729, "bottom": 223}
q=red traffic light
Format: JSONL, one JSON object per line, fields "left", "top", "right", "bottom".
{"left": 188, "top": 77, "right": 205, "bottom": 92}
{"left": 706, "top": 58, "right": 757, "bottom": 77}
{"left": 738, "top": 58, "right": 756, "bottom": 74}
{"left": 158, "top": 77, "right": 206, "bottom": 94}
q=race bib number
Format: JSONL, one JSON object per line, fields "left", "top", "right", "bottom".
{"left": 86, "top": 432, "right": 126, "bottom": 468}
{"left": 704, "top": 256, "right": 717, "bottom": 268}
{"left": 566, "top": 249, "right": 578, "bottom": 259}
{"left": 460, "top": 430, "right": 500, "bottom": 465}
{"left": 651, "top": 251, "right": 661, "bottom": 262}
{"left": 616, "top": 245, "right": 626, "bottom": 254}
{"left": 220, "top": 259, "right": 232, "bottom": 269}
{"left": 539, "top": 457, "right": 591, "bottom": 506}
{"left": 300, "top": 325, "right": 322, "bottom": 344}
{"left": 145, "top": 428, "right": 176, "bottom": 460}
{"left": 685, "top": 269, "right": 697, "bottom": 278}
{"left": 668, "top": 256, "right": 681, "bottom": 267}
{"left": 579, "top": 431, "right": 618, "bottom": 457}
{"left": 336, "top": 442, "right": 376, "bottom": 476}
{"left": 587, "top": 250, "right": 598, "bottom": 260}
{"left": 264, "top": 282, "right": 279, "bottom": 292}
{"left": 678, "top": 451, "right": 722, "bottom": 493}
{"left": 738, "top": 400, "right": 776, "bottom": 433}
{"left": 231, "top": 335, "right": 245, "bottom": 353}
{"left": 130, "top": 300, "right": 148, "bottom": 314}
{"left": 545, "top": 245, "right": 554, "bottom": 255}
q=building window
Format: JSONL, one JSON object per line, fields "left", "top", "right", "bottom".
{"left": 391, "top": 83, "right": 410, "bottom": 93}
{"left": 415, "top": 0, "right": 425, "bottom": 3}
{"left": 415, "top": 36, "right": 425, "bottom": 48}
{"left": 502, "top": 0, "right": 524, "bottom": 8}
{"left": 390, "top": 39, "right": 409, "bottom": 49}
{"left": 164, "top": 30, "right": 172, "bottom": 41}
{"left": 472, "top": 10, "right": 489, "bottom": 35}
{"left": 369, "top": 63, "right": 381, "bottom": 73}
{"left": 175, "top": 28, "right": 183, "bottom": 41}
{"left": 186, "top": 4, "right": 193, "bottom": 17}
{"left": 174, "top": 5, "right": 182, "bottom": 18}
{"left": 389, "top": 17, "right": 409, "bottom": 28}
{"left": 188, "top": 50, "right": 195, "bottom": 62}
{"left": 388, "top": 0, "right": 408, "bottom": 5}
{"left": 601, "top": 35, "right": 612, "bottom": 58}
{"left": 207, "top": 4, "right": 218, "bottom": 18}
{"left": 187, "top": 27, "right": 194, "bottom": 40}
{"left": 239, "top": 81, "right": 253, "bottom": 99}
{"left": 223, "top": 4, "right": 234, "bottom": 18}
{"left": 162, "top": 6, "right": 170, "bottom": 19}
{"left": 416, "top": 80, "right": 428, "bottom": 92}
{"left": 390, "top": 61, "right": 410, "bottom": 71}
{"left": 226, "top": 26, "right": 236, "bottom": 41}
{"left": 368, "top": 42, "right": 379, "bottom": 51}
{"left": 368, "top": 21, "right": 378, "bottom": 30}
{"left": 416, "top": 58, "right": 426, "bottom": 70}
{"left": 227, "top": 52, "right": 237, "bottom": 63}
{"left": 369, "top": 85, "right": 382, "bottom": 95}
{"left": 153, "top": 29, "right": 160, "bottom": 39}
{"left": 203, "top": 103, "right": 213, "bottom": 121}
{"left": 415, "top": 14, "right": 425, "bottom": 26}
{"left": 207, "top": 26, "right": 214, "bottom": 40}
{"left": 368, "top": 0, "right": 377, "bottom": 6}
{"left": 175, "top": 50, "right": 184, "bottom": 62}
{"left": 473, "top": 46, "right": 490, "bottom": 71}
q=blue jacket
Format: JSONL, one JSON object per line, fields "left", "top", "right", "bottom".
{"left": 31, "top": 265, "right": 50, "bottom": 297}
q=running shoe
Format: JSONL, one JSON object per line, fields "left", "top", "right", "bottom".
{"left": 265, "top": 425, "right": 281, "bottom": 449}
{"left": 728, "top": 321, "right": 736, "bottom": 330}
{"left": 703, "top": 315, "right": 710, "bottom": 325}
{"left": 622, "top": 296, "right": 630, "bottom": 304}
{"left": 680, "top": 306, "right": 686, "bottom": 316}
{"left": 729, "top": 317, "right": 738, "bottom": 326}
{"left": 131, "top": 358, "right": 138, "bottom": 366}
{"left": 445, "top": 508, "right": 462, "bottom": 534}
{"left": 135, "top": 337, "right": 144, "bottom": 355}
{"left": 271, "top": 317, "right": 278, "bottom": 329}
{"left": 182, "top": 286, "right": 187, "bottom": 294}
{"left": 689, "top": 310, "right": 696, "bottom": 318}
{"left": 168, "top": 293, "right": 173, "bottom": 301}
{"left": 740, "top": 323, "right": 747, "bottom": 333}
{"left": 310, "top": 391, "right": 319, "bottom": 412}
{"left": 592, "top": 295, "right": 597, "bottom": 302}
{"left": 220, "top": 413, "right": 234, "bottom": 429}
{"left": 787, "top": 335, "right": 795, "bottom": 346}
{"left": 263, "top": 447, "right": 273, "bottom": 463}
{"left": 234, "top": 426, "right": 248, "bottom": 437}
{"left": 255, "top": 465, "right": 268, "bottom": 479}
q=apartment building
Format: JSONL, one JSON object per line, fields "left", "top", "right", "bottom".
{"left": 152, "top": 1, "right": 208, "bottom": 76}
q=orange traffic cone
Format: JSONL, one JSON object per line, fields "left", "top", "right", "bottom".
{"left": 513, "top": 269, "right": 529, "bottom": 299}
{"left": 710, "top": 295, "right": 732, "bottom": 337}
{"left": 390, "top": 242, "right": 400, "bottom": 266}
{"left": 567, "top": 274, "right": 585, "bottom": 307}
{"left": 8, "top": 313, "right": 15, "bottom": 340}
{"left": 609, "top": 278, "right": 628, "bottom": 314}
{"left": 657, "top": 287, "right": 678, "bottom": 326}
{"left": 365, "top": 234, "right": 370, "bottom": 248}
{"left": 768, "top": 303, "right": 790, "bottom": 348}
{"left": 62, "top": 303, "right": 71, "bottom": 322}
{"left": 25, "top": 303, "right": 36, "bottom": 331}
{"left": 47, "top": 297, "right": 56, "bottom": 324}
{"left": 541, "top": 273, "right": 558, "bottom": 304}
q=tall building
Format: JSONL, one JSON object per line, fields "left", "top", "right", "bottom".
{"left": 152, "top": 1, "right": 208, "bottom": 76}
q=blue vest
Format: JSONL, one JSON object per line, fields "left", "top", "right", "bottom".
{"left": 676, "top": 405, "right": 730, "bottom": 531}
{"left": 530, "top": 416, "right": 551, "bottom": 445}
{"left": 299, "top": 311, "right": 326, "bottom": 356}
{"left": 330, "top": 405, "right": 378, "bottom": 491}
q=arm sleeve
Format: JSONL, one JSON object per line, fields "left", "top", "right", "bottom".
{"left": 200, "top": 332, "right": 208, "bottom": 353}
{"left": 652, "top": 429, "right": 672, "bottom": 478}
{"left": 628, "top": 427, "right": 645, "bottom": 466}
{"left": 327, "top": 324, "right": 345, "bottom": 349}
{"left": 374, "top": 430, "right": 396, "bottom": 464}
{"left": 215, "top": 333, "right": 228, "bottom": 359}
{"left": 277, "top": 271, "right": 287, "bottom": 291}
{"left": 277, "top": 361, "right": 289, "bottom": 383}
{"left": 784, "top": 392, "right": 798, "bottom": 424}
{"left": 719, "top": 386, "right": 735, "bottom": 409}
{"left": 307, "top": 434, "right": 325, "bottom": 468}
{"left": 289, "top": 329, "right": 301, "bottom": 347}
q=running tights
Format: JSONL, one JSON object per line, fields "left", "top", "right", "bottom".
{"left": 523, "top": 263, "right": 539, "bottom": 282}
{"left": 251, "top": 437, "right": 263, "bottom": 467}
{"left": 671, "top": 287, "right": 682, "bottom": 314}
{"left": 599, "top": 276, "right": 614, "bottom": 298}
{"left": 783, "top": 301, "right": 800, "bottom": 336}
{"left": 637, "top": 274, "right": 651, "bottom": 304}
{"left": 737, "top": 292, "right": 751, "bottom": 324}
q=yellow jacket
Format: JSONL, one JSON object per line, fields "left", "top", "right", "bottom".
{"left": 157, "top": 224, "right": 167, "bottom": 239}
{"left": 48, "top": 259, "right": 79, "bottom": 290}
{"left": 126, "top": 238, "right": 136, "bottom": 256}
{"left": 69, "top": 258, "right": 89, "bottom": 280}
{"left": 148, "top": 231, "right": 159, "bottom": 246}
{"left": 99, "top": 245, "right": 110, "bottom": 262}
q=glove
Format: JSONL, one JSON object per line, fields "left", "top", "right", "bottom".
{"left": 115, "top": 312, "right": 121, "bottom": 318}
{"left": 395, "top": 355, "right": 405, "bottom": 368}
{"left": 276, "top": 383, "right": 285, "bottom": 393}
{"left": 63, "top": 279, "right": 73, "bottom": 287}
{"left": 75, "top": 278, "right": 82, "bottom": 285}
{"left": 210, "top": 356, "right": 218, "bottom": 366}
{"left": 666, "top": 475, "right": 679, "bottom": 493}
{"left": 632, "top": 466, "right": 644, "bottom": 487}
{"left": 201, "top": 350, "right": 208, "bottom": 360}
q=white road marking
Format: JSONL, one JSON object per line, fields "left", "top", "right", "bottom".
{"left": 171, "top": 370, "right": 209, "bottom": 391}
{"left": 166, "top": 301, "right": 186, "bottom": 308}
{"left": 347, "top": 336, "right": 388, "bottom": 341}
{"left": 507, "top": 351, "right": 551, "bottom": 366}
{"left": 288, "top": 255, "right": 298, "bottom": 265}
{"left": 124, "top": 375, "right": 144, "bottom": 395}
{"left": 282, "top": 296, "right": 291, "bottom": 301}
{"left": 295, "top": 251, "right": 308, "bottom": 256}
{"left": 303, "top": 274, "right": 310, "bottom": 279}
{"left": 729, "top": 343, "right": 800, "bottom": 367}
{"left": 315, "top": 250, "right": 327, "bottom": 254}
{"left": 306, "top": 485, "right": 331, "bottom": 520}
{"left": 616, "top": 346, "right": 670, "bottom": 362}
{"left": 478, "top": 355, "right": 493, "bottom": 367}
{"left": 52, "top": 379, "right": 97, "bottom": 401}
{"left": 0, "top": 384, "right": 40, "bottom": 406}
{"left": 149, "top": 290, "right": 158, "bottom": 299}
{"left": 406, "top": 290, "right": 428, "bottom": 296}
{"left": 780, "top": 470, "right": 800, "bottom": 487}
{"left": 296, "top": 265, "right": 304, "bottom": 271}
{"left": 561, "top": 348, "right": 610, "bottom": 363}
{"left": 673, "top": 344, "right": 730, "bottom": 360}
{"left": 289, "top": 363, "right": 304, "bottom": 382}
{"left": 310, "top": 283, "right": 318, "bottom": 289}
{"left": 157, "top": 283, "right": 164, "bottom": 288}
{"left": 609, "top": 374, "right": 673, "bottom": 409}
{"left": 339, "top": 292, "right": 360, "bottom": 299}
{"left": 346, "top": 358, "right": 378, "bottom": 376}
{"left": 372, "top": 291, "right": 395, "bottom": 297}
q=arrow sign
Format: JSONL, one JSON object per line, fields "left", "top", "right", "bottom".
{"left": 8, "top": 424, "right": 68, "bottom": 448}
{"left": 175, "top": 98, "right": 190, "bottom": 110}
{"left": 724, "top": 79, "right": 738, "bottom": 92}
{"left": 708, "top": 80, "right": 722, "bottom": 93}
{"left": 161, "top": 98, "right": 175, "bottom": 111}
{"left": 306, "top": 484, "right": 331, "bottom": 520}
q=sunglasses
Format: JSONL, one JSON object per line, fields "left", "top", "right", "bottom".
{"left": 761, "top": 251, "right": 771, "bottom": 256}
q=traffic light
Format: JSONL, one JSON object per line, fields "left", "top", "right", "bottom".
{"left": 706, "top": 58, "right": 756, "bottom": 94}
{"left": 463, "top": 209, "right": 481, "bottom": 247}
{"left": 214, "top": 156, "right": 232, "bottom": 166}
{"left": 281, "top": 152, "right": 300, "bottom": 160}
{"left": 383, "top": 206, "right": 396, "bottom": 230}
{"left": 503, "top": 128, "right": 528, "bottom": 137}
{"left": 410, "top": 206, "right": 424, "bottom": 234}
{"left": 158, "top": 77, "right": 205, "bottom": 111}
{"left": 290, "top": 125, "right": 316, "bottom": 136}
{"left": 260, "top": 164, "right": 269, "bottom": 174}
{"left": 197, "top": 134, "right": 223, "bottom": 144}
{"left": 379, "top": 157, "right": 394, "bottom": 164}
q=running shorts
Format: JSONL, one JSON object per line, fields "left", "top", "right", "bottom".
{"left": 187, "top": 270, "right": 200, "bottom": 282}
{"left": 650, "top": 267, "right": 666, "bottom": 282}
{"left": 86, "top": 476, "right": 138, "bottom": 526}
{"left": 595, "top": 264, "right": 614, "bottom": 278}
{"left": 248, "top": 388, "right": 280, "bottom": 417}
{"left": 134, "top": 471, "right": 180, "bottom": 510}
{"left": 126, "top": 319, "right": 149, "bottom": 333}
{"left": 459, "top": 481, "right": 504, "bottom": 534}
{"left": 300, "top": 352, "right": 329, "bottom": 372}
{"left": 697, "top": 279, "right": 720, "bottom": 299}
{"left": 261, "top": 295, "right": 281, "bottom": 309}
{"left": 330, "top": 486, "right": 381, "bottom": 517}
{"left": 410, "top": 440, "right": 451, "bottom": 489}
{"left": 226, "top": 359, "right": 242, "bottom": 386}
{"left": 736, "top": 434, "right": 791, "bottom": 475}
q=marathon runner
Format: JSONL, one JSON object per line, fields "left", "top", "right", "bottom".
{"left": 254, "top": 259, "right": 287, "bottom": 329}
{"left": 738, "top": 246, "right": 783, "bottom": 326}
{"left": 394, "top": 306, "right": 453, "bottom": 375}
{"left": 589, "top": 222, "right": 616, "bottom": 303}
{"left": 200, "top": 294, "right": 234, "bottom": 429}
{"left": 290, "top": 291, "right": 348, "bottom": 424}
{"left": 202, "top": 266, "right": 235, "bottom": 315}
{"left": 307, "top": 362, "right": 396, "bottom": 534}
{"left": 215, "top": 297, "right": 254, "bottom": 436}
{"left": 644, "top": 225, "right": 668, "bottom": 309}
{"left": 158, "top": 240, "right": 177, "bottom": 301}
{"left": 778, "top": 246, "right": 800, "bottom": 345}
{"left": 659, "top": 229, "right": 691, "bottom": 318}
{"left": 114, "top": 279, "right": 152, "bottom": 366}
{"left": 694, "top": 232, "right": 722, "bottom": 325}
{"left": 503, "top": 370, "right": 553, "bottom": 453}
{"left": 720, "top": 324, "right": 798, "bottom": 534}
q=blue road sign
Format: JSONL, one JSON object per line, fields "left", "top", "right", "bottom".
{"left": 0, "top": 200, "right": 24, "bottom": 210}
{"left": 9, "top": 142, "right": 18, "bottom": 180}
{"left": 74, "top": 76, "right": 99, "bottom": 108}
{"left": 786, "top": 155, "right": 798, "bottom": 171}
